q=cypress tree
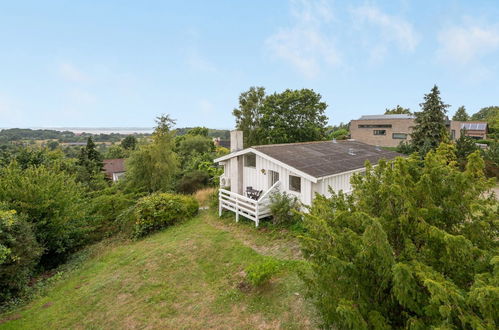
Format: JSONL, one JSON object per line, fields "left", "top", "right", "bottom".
{"left": 453, "top": 105, "right": 470, "bottom": 121}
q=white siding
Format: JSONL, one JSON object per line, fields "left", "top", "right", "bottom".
{"left": 319, "top": 169, "right": 364, "bottom": 197}
{"left": 239, "top": 154, "right": 314, "bottom": 206}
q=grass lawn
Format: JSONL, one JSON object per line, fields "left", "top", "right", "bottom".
{"left": 0, "top": 211, "right": 315, "bottom": 329}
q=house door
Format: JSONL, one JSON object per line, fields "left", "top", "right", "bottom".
{"left": 269, "top": 170, "right": 279, "bottom": 188}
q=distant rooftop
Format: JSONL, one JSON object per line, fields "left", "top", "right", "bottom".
{"left": 357, "top": 114, "right": 414, "bottom": 120}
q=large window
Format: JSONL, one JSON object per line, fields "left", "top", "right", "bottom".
{"left": 373, "top": 130, "right": 386, "bottom": 135}
{"left": 359, "top": 124, "right": 392, "bottom": 128}
{"left": 289, "top": 175, "right": 301, "bottom": 193}
{"left": 392, "top": 133, "right": 407, "bottom": 139}
{"left": 244, "top": 153, "right": 256, "bottom": 168}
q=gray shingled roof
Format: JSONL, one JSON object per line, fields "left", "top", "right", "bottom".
{"left": 358, "top": 114, "right": 414, "bottom": 120}
{"left": 253, "top": 140, "right": 402, "bottom": 178}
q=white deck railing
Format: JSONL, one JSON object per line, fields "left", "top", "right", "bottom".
{"left": 218, "top": 181, "right": 280, "bottom": 227}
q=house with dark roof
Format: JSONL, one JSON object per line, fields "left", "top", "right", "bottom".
{"left": 214, "top": 131, "right": 401, "bottom": 226}
{"left": 103, "top": 158, "right": 126, "bottom": 182}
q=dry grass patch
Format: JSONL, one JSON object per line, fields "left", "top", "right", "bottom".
{"left": 193, "top": 187, "right": 216, "bottom": 207}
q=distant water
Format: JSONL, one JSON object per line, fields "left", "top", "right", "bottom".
{"left": 30, "top": 127, "right": 154, "bottom": 134}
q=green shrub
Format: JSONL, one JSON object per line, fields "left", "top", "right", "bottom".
{"left": 246, "top": 259, "right": 281, "bottom": 287}
{"left": 132, "top": 193, "right": 198, "bottom": 238}
{"left": 269, "top": 192, "right": 301, "bottom": 226}
{"left": 1, "top": 208, "right": 42, "bottom": 303}
{"left": 0, "top": 164, "right": 89, "bottom": 267}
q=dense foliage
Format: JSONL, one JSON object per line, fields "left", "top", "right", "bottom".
{"left": 132, "top": 193, "right": 199, "bottom": 238}
{"left": 301, "top": 144, "right": 498, "bottom": 329}
{"left": 410, "top": 85, "right": 450, "bottom": 156}
{"left": 0, "top": 208, "right": 42, "bottom": 302}
{"left": 233, "top": 87, "right": 329, "bottom": 146}
{"left": 125, "top": 116, "right": 179, "bottom": 193}
{"left": 453, "top": 106, "right": 470, "bottom": 121}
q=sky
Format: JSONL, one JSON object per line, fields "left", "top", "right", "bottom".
{"left": 1, "top": 0, "right": 499, "bottom": 129}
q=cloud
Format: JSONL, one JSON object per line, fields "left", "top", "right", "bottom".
{"left": 437, "top": 24, "right": 499, "bottom": 65}
{"left": 265, "top": 0, "right": 340, "bottom": 79}
{"left": 351, "top": 4, "right": 419, "bottom": 60}
{"left": 59, "top": 62, "right": 89, "bottom": 83}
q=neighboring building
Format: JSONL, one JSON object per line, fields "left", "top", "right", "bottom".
{"left": 450, "top": 121, "right": 488, "bottom": 140}
{"left": 213, "top": 137, "right": 230, "bottom": 149}
{"left": 350, "top": 114, "right": 488, "bottom": 147}
{"left": 214, "top": 131, "right": 401, "bottom": 226}
{"left": 103, "top": 158, "right": 126, "bottom": 182}
{"left": 350, "top": 114, "right": 414, "bottom": 148}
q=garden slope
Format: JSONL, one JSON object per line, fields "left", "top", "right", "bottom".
{"left": 0, "top": 212, "right": 314, "bottom": 329}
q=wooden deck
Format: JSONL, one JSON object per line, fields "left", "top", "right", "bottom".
{"left": 218, "top": 181, "right": 280, "bottom": 226}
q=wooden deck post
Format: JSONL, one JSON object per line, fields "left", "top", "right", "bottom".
{"left": 255, "top": 204, "right": 259, "bottom": 227}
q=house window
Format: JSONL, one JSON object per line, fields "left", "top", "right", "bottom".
{"left": 392, "top": 133, "right": 407, "bottom": 139}
{"left": 269, "top": 170, "right": 279, "bottom": 186}
{"left": 451, "top": 130, "right": 456, "bottom": 140}
{"left": 373, "top": 130, "right": 386, "bottom": 135}
{"left": 244, "top": 153, "right": 256, "bottom": 168}
{"left": 289, "top": 175, "right": 301, "bottom": 193}
{"left": 358, "top": 124, "right": 392, "bottom": 128}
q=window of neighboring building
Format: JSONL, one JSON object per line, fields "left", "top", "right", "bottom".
{"left": 244, "top": 153, "right": 256, "bottom": 168}
{"left": 392, "top": 133, "right": 407, "bottom": 139}
{"left": 358, "top": 124, "right": 392, "bottom": 128}
{"left": 289, "top": 175, "right": 301, "bottom": 193}
{"left": 451, "top": 130, "right": 456, "bottom": 140}
{"left": 373, "top": 130, "right": 386, "bottom": 135}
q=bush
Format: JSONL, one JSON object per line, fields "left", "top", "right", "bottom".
{"left": 269, "top": 192, "right": 301, "bottom": 226}
{"left": 245, "top": 259, "right": 281, "bottom": 287}
{"left": 301, "top": 145, "right": 499, "bottom": 329}
{"left": 396, "top": 141, "right": 414, "bottom": 154}
{"left": 132, "top": 193, "right": 198, "bottom": 238}
{"left": 176, "top": 170, "right": 210, "bottom": 194}
{"left": 0, "top": 208, "right": 42, "bottom": 303}
{"left": 0, "top": 164, "right": 89, "bottom": 267}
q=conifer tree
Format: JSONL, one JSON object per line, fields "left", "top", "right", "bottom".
{"left": 301, "top": 144, "right": 498, "bottom": 329}
{"left": 410, "top": 85, "right": 450, "bottom": 156}
{"left": 453, "top": 105, "right": 470, "bottom": 121}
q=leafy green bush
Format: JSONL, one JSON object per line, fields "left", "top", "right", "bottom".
{"left": 0, "top": 164, "right": 89, "bottom": 266}
{"left": 269, "top": 192, "right": 301, "bottom": 226}
{"left": 396, "top": 141, "right": 414, "bottom": 155}
{"left": 246, "top": 259, "right": 281, "bottom": 287}
{"left": 132, "top": 193, "right": 198, "bottom": 238}
{"left": 1, "top": 208, "right": 42, "bottom": 303}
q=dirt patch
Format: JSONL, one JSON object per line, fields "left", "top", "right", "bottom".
{"left": 0, "top": 313, "right": 22, "bottom": 324}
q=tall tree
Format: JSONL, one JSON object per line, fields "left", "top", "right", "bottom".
{"left": 259, "top": 89, "right": 328, "bottom": 144}
{"left": 126, "top": 115, "right": 179, "bottom": 193}
{"left": 301, "top": 144, "right": 498, "bottom": 329}
{"left": 452, "top": 105, "right": 470, "bottom": 121}
{"left": 410, "top": 85, "right": 450, "bottom": 156}
{"left": 232, "top": 86, "right": 266, "bottom": 147}
{"left": 76, "top": 137, "right": 105, "bottom": 189}
{"left": 384, "top": 105, "right": 412, "bottom": 115}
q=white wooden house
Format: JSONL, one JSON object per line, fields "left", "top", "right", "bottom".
{"left": 214, "top": 131, "right": 401, "bottom": 226}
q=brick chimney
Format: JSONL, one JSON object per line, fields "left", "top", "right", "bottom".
{"left": 230, "top": 130, "right": 243, "bottom": 152}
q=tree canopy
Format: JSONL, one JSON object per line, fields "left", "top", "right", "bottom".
{"left": 471, "top": 106, "right": 499, "bottom": 139}
{"left": 233, "top": 87, "right": 329, "bottom": 146}
{"left": 301, "top": 143, "right": 498, "bottom": 329}
{"left": 410, "top": 85, "right": 450, "bottom": 156}
{"left": 453, "top": 106, "right": 470, "bottom": 121}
